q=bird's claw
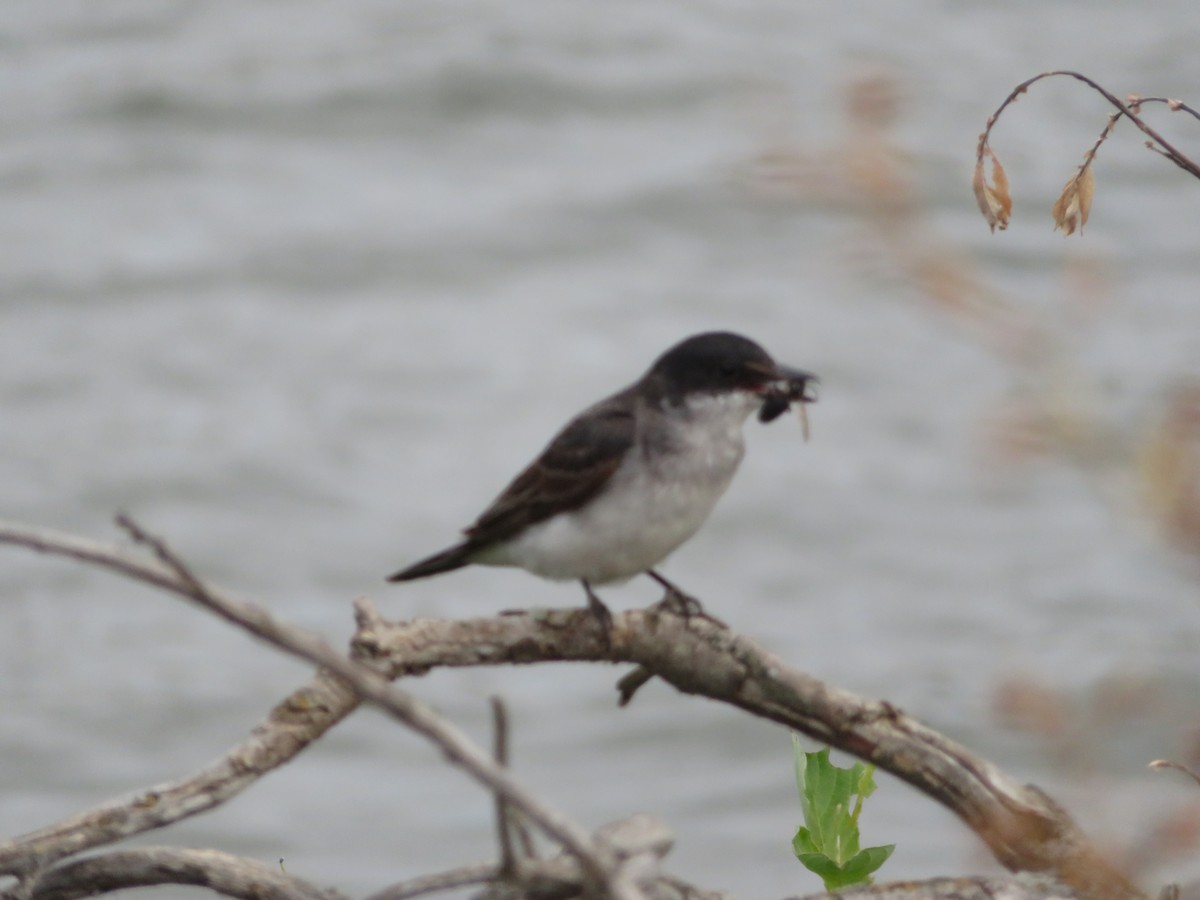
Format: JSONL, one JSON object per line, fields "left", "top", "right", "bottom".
{"left": 582, "top": 582, "right": 614, "bottom": 646}
{"left": 653, "top": 588, "right": 727, "bottom": 628}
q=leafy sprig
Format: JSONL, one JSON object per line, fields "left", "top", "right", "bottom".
{"left": 791, "top": 736, "right": 895, "bottom": 891}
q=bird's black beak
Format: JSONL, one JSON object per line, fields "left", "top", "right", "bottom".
{"left": 758, "top": 365, "right": 818, "bottom": 423}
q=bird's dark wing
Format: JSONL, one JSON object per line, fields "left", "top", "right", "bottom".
{"left": 462, "top": 395, "right": 636, "bottom": 548}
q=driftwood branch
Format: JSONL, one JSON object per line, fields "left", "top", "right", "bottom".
{"left": 0, "top": 521, "right": 365, "bottom": 879}
{"left": 5, "top": 848, "right": 347, "bottom": 900}
{"left": 798, "top": 875, "right": 1083, "bottom": 900}
{"left": 362, "top": 863, "right": 500, "bottom": 900}
{"left": 0, "top": 519, "right": 1144, "bottom": 900}
{"left": 365, "top": 815, "right": 687, "bottom": 900}
{"left": 114, "top": 516, "right": 644, "bottom": 900}
{"left": 0, "top": 667, "right": 358, "bottom": 882}
{"left": 354, "top": 611, "right": 1140, "bottom": 900}
{"left": 0, "top": 519, "right": 642, "bottom": 900}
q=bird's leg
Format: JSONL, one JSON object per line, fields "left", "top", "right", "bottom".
{"left": 581, "top": 580, "right": 614, "bottom": 634}
{"left": 645, "top": 570, "right": 726, "bottom": 627}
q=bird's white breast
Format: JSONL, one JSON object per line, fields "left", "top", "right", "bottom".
{"left": 489, "top": 390, "right": 758, "bottom": 583}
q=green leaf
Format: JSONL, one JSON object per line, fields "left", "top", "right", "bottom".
{"left": 794, "top": 851, "right": 845, "bottom": 885}
{"left": 792, "top": 845, "right": 896, "bottom": 891}
{"left": 791, "top": 736, "right": 894, "bottom": 891}
{"left": 836, "top": 845, "right": 896, "bottom": 887}
{"left": 792, "top": 826, "right": 819, "bottom": 857}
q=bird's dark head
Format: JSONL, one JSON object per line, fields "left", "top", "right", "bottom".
{"left": 647, "top": 332, "right": 817, "bottom": 409}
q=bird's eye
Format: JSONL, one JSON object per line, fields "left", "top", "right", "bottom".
{"left": 718, "top": 362, "right": 738, "bottom": 379}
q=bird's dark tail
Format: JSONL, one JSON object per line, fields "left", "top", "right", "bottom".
{"left": 386, "top": 542, "right": 474, "bottom": 582}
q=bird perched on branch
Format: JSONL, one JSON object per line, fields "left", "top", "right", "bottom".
{"left": 387, "top": 331, "right": 817, "bottom": 627}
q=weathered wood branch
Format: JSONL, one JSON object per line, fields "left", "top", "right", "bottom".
{"left": 0, "top": 525, "right": 365, "bottom": 880}
{"left": 0, "top": 519, "right": 1143, "bottom": 900}
{"left": 365, "top": 814, "right": 694, "bottom": 900}
{"left": 797, "top": 875, "right": 1083, "bottom": 900}
{"left": 0, "top": 519, "right": 642, "bottom": 900}
{"left": 0, "top": 664, "right": 359, "bottom": 881}
{"left": 352, "top": 606, "right": 1141, "bottom": 900}
{"left": 3, "top": 847, "right": 348, "bottom": 900}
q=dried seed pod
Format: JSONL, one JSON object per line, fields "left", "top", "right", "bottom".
{"left": 973, "top": 147, "right": 1012, "bottom": 233}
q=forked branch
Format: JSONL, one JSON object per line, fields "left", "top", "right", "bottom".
{"left": 0, "top": 519, "right": 1144, "bottom": 900}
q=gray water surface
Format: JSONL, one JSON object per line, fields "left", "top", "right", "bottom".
{"left": 3, "top": 2, "right": 1200, "bottom": 897}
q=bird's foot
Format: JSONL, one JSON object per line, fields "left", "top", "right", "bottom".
{"left": 582, "top": 581, "right": 614, "bottom": 644}
{"left": 643, "top": 571, "right": 724, "bottom": 628}
{"left": 645, "top": 570, "right": 726, "bottom": 628}
{"left": 653, "top": 587, "right": 727, "bottom": 628}
{"left": 615, "top": 573, "right": 724, "bottom": 709}
{"left": 656, "top": 587, "right": 702, "bottom": 617}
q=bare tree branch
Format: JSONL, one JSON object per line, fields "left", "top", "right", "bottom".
{"left": 0, "top": 518, "right": 627, "bottom": 894}
{"left": 109, "top": 516, "right": 641, "bottom": 900}
{"left": 797, "top": 875, "right": 1091, "bottom": 900}
{"left": 978, "top": 70, "right": 1200, "bottom": 180}
{"left": 0, "top": 522, "right": 364, "bottom": 879}
{"left": 3, "top": 847, "right": 348, "bottom": 900}
{"left": 0, "top": 519, "right": 1143, "bottom": 900}
{"left": 362, "top": 816, "right": 686, "bottom": 900}
{"left": 492, "top": 696, "right": 536, "bottom": 877}
{"left": 362, "top": 863, "right": 500, "bottom": 900}
{"left": 354, "top": 612, "right": 1142, "bottom": 900}
{"left": 0, "top": 667, "right": 359, "bottom": 880}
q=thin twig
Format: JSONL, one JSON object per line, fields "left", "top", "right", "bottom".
{"left": 362, "top": 864, "right": 498, "bottom": 900}
{"left": 1127, "top": 96, "right": 1200, "bottom": 125}
{"left": 1149, "top": 759, "right": 1200, "bottom": 788}
{"left": 487, "top": 696, "right": 539, "bottom": 871}
{"left": 978, "top": 70, "right": 1200, "bottom": 180}
{"left": 491, "top": 696, "right": 518, "bottom": 876}
{"left": 617, "top": 666, "right": 655, "bottom": 706}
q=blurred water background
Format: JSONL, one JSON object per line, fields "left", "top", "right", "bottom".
{"left": 3, "top": 1, "right": 1200, "bottom": 896}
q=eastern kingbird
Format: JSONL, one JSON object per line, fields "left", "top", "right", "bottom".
{"left": 387, "top": 331, "right": 817, "bottom": 624}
